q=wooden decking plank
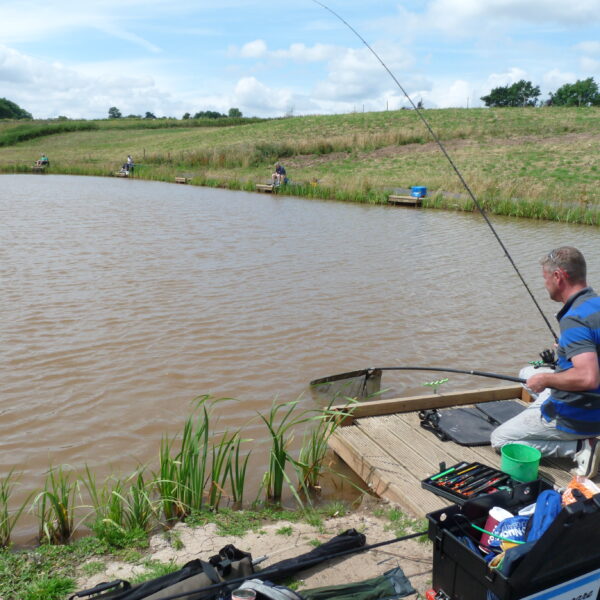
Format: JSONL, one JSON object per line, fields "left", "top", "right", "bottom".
{"left": 330, "top": 388, "right": 586, "bottom": 510}
{"left": 400, "top": 410, "right": 573, "bottom": 487}
{"left": 357, "top": 416, "right": 438, "bottom": 482}
{"left": 333, "top": 385, "right": 523, "bottom": 424}
{"left": 377, "top": 413, "right": 490, "bottom": 470}
{"left": 329, "top": 426, "right": 447, "bottom": 515}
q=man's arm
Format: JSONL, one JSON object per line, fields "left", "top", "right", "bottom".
{"left": 527, "top": 351, "right": 600, "bottom": 393}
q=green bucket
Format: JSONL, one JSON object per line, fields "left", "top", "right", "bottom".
{"left": 501, "top": 443, "right": 541, "bottom": 482}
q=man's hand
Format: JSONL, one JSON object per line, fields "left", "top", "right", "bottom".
{"left": 526, "top": 372, "right": 551, "bottom": 394}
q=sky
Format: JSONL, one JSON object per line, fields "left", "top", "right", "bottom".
{"left": 1, "top": 0, "right": 599, "bottom": 119}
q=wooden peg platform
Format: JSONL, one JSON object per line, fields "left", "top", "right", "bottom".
{"left": 256, "top": 184, "right": 276, "bottom": 193}
{"left": 388, "top": 194, "right": 422, "bottom": 206}
{"left": 175, "top": 177, "right": 190, "bottom": 184}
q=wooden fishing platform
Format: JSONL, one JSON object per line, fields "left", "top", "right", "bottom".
{"left": 31, "top": 165, "right": 47, "bottom": 173}
{"left": 388, "top": 194, "right": 422, "bottom": 206}
{"left": 175, "top": 177, "right": 190, "bottom": 184}
{"left": 256, "top": 184, "right": 276, "bottom": 193}
{"left": 329, "top": 385, "right": 576, "bottom": 518}
{"left": 114, "top": 171, "right": 129, "bottom": 177}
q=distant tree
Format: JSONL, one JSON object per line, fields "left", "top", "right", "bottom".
{"left": 0, "top": 97, "right": 32, "bottom": 119}
{"left": 182, "top": 112, "right": 191, "bottom": 120}
{"left": 108, "top": 106, "right": 122, "bottom": 119}
{"left": 481, "top": 80, "right": 541, "bottom": 107}
{"left": 144, "top": 111, "right": 156, "bottom": 119}
{"left": 193, "top": 110, "right": 225, "bottom": 119}
{"left": 550, "top": 78, "right": 600, "bottom": 106}
{"left": 228, "top": 107, "right": 242, "bottom": 118}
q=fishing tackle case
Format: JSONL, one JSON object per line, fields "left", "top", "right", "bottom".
{"left": 421, "top": 461, "right": 515, "bottom": 505}
{"left": 427, "top": 480, "right": 600, "bottom": 600}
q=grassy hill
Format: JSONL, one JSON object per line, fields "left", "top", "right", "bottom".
{"left": 1, "top": 107, "right": 599, "bottom": 224}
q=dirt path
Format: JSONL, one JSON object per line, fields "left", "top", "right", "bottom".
{"left": 77, "top": 498, "right": 433, "bottom": 598}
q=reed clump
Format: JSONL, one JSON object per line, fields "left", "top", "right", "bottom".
{"left": 0, "top": 395, "right": 356, "bottom": 550}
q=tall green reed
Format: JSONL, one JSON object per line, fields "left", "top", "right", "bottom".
{"left": 207, "top": 431, "right": 238, "bottom": 510}
{"left": 81, "top": 465, "right": 125, "bottom": 531}
{"left": 0, "top": 469, "right": 31, "bottom": 547}
{"left": 33, "top": 466, "right": 80, "bottom": 544}
{"left": 296, "top": 400, "right": 357, "bottom": 493}
{"left": 118, "top": 469, "right": 156, "bottom": 533}
{"left": 156, "top": 396, "right": 231, "bottom": 519}
{"left": 258, "top": 400, "right": 314, "bottom": 504}
{"left": 228, "top": 435, "right": 251, "bottom": 509}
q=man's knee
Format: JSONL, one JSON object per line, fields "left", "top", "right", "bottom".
{"left": 490, "top": 422, "right": 519, "bottom": 450}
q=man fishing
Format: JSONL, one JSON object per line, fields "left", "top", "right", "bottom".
{"left": 491, "top": 247, "right": 600, "bottom": 477}
{"left": 272, "top": 162, "right": 287, "bottom": 186}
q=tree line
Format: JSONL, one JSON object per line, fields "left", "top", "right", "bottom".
{"left": 0, "top": 97, "right": 33, "bottom": 119}
{"left": 481, "top": 77, "right": 600, "bottom": 107}
{"left": 108, "top": 107, "right": 243, "bottom": 119}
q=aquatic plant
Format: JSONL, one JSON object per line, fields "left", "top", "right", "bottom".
{"left": 0, "top": 469, "right": 30, "bottom": 547}
{"left": 33, "top": 466, "right": 80, "bottom": 544}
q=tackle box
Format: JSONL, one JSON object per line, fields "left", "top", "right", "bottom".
{"left": 422, "top": 461, "right": 514, "bottom": 505}
{"left": 427, "top": 480, "right": 600, "bottom": 600}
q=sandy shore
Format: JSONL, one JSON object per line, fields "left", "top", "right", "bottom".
{"left": 77, "top": 497, "right": 433, "bottom": 597}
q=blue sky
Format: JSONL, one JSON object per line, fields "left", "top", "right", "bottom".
{"left": 1, "top": 0, "right": 599, "bottom": 119}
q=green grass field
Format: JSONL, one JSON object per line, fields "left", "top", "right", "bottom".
{"left": 1, "top": 107, "right": 599, "bottom": 224}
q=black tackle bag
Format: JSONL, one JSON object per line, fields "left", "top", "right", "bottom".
{"left": 418, "top": 400, "right": 525, "bottom": 446}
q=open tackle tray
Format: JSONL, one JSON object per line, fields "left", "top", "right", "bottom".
{"left": 422, "top": 461, "right": 514, "bottom": 505}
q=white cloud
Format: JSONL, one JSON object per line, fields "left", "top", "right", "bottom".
{"left": 239, "top": 40, "right": 268, "bottom": 59}
{"left": 233, "top": 77, "right": 294, "bottom": 114}
{"left": 482, "top": 67, "right": 528, "bottom": 91}
{"left": 575, "top": 41, "right": 600, "bottom": 55}
{"left": 233, "top": 40, "right": 338, "bottom": 63}
{"left": 542, "top": 68, "right": 577, "bottom": 89}
{"left": 581, "top": 57, "right": 600, "bottom": 73}
{"left": 426, "top": 0, "right": 600, "bottom": 35}
{"left": 272, "top": 43, "right": 338, "bottom": 62}
{"left": 0, "top": 2, "right": 162, "bottom": 51}
{"left": 0, "top": 45, "right": 178, "bottom": 118}
{"left": 313, "top": 43, "right": 414, "bottom": 102}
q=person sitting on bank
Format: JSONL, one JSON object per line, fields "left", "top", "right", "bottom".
{"left": 272, "top": 162, "right": 287, "bottom": 186}
{"left": 36, "top": 153, "right": 49, "bottom": 166}
{"left": 491, "top": 246, "right": 600, "bottom": 477}
{"left": 127, "top": 155, "right": 134, "bottom": 174}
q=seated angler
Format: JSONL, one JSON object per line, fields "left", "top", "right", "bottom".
{"left": 271, "top": 162, "right": 287, "bottom": 186}
{"left": 491, "top": 247, "right": 600, "bottom": 477}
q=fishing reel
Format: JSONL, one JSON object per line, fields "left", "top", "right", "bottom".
{"left": 538, "top": 348, "right": 557, "bottom": 368}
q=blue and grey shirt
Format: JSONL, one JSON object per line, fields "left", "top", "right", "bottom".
{"left": 541, "top": 287, "right": 600, "bottom": 435}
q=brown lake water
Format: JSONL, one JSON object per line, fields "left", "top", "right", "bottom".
{"left": 2, "top": 174, "right": 599, "bottom": 539}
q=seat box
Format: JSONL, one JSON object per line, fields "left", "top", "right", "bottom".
{"left": 427, "top": 480, "right": 600, "bottom": 600}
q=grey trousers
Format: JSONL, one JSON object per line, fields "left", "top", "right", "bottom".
{"left": 490, "top": 366, "right": 587, "bottom": 458}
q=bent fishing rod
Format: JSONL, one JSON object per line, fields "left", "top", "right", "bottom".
{"left": 141, "top": 530, "right": 427, "bottom": 600}
{"left": 311, "top": 0, "right": 558, "bottom": 343}
{"left": 311, "top": 366, "right": 600, "bottom": 401}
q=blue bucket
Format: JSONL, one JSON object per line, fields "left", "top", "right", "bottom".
{"left": 411, "top": 186, "right": 427, "bottom": 198}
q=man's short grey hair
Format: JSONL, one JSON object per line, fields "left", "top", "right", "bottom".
{"left": 540, "top": 246, "right": 587, "bottom": 283}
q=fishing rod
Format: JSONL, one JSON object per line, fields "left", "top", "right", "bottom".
{"left": 311, "top": 366, "right": 600, "bottom": 401}
{"left": 142, "top": 530, "right": 427, "bottom": 600}
{"left": 311, "top": 0, "right": 558, "bottom": 343}
{"left": 310, "top": 366, "right": 523, "bottom": 386}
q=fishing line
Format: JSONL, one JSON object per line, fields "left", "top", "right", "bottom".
{"left": 311, "top": 0, "right": 558, "bottom": 343}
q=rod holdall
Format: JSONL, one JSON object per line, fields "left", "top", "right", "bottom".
{"left": 69, "top": 544, "right": 254, "bottom": 600}
{"left": 69, "top": 580, "right": 131, "bottom": 599}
